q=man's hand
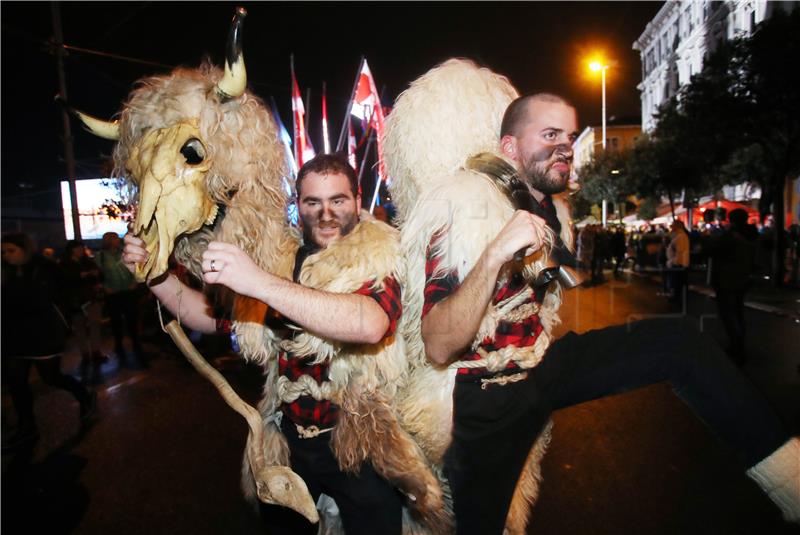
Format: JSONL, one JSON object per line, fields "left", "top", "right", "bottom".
{"left": 487, "top": 210, "right": 548, "bottom": 267}
{"left": 122, "top": 233, "right": 148, "bottom": 275}
{"left": 201, "top": 241, "right": 268, "bottom": 299}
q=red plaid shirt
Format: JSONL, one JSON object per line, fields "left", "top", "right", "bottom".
{"left": 278, "top": 276, "right": 402, "bottom": 428}
{"left": 423, "top": 234, "right": 543, "bottom": 380}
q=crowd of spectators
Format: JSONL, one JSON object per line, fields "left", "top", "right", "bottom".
{"left": 1, "top": 231, "right": 148, "bottom": 451}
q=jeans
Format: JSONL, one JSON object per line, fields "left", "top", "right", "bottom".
{"left": 444, "top": 317, "right": 788, "bottom": 535}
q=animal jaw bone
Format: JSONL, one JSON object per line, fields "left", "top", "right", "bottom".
{"left": 128, "top": 120, "right": 218, "bottom": 282}
{"left": 164, "top": 319, "right": 319, "bottom": 523}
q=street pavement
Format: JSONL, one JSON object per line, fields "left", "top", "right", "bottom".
{"left": 2, "top": 271, "right": 798, "bottom": 534}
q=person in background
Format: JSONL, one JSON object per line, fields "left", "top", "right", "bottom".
{"left": 60, "top": 239, "right": 106, "bottom": 383}
{"left": 704, "top": 209, "right": 758, "bottom": 366}
{"left": 96, "top": 231, "right": 146, "bottom": 368}
{"left": 611, "top": 225, "right": 627, "bottom": 278}
{"left": 1, "top": 232, "right": 96, "bottom": 450}
{"left": 665, "top": 219, "right": 690, "bottom": 304}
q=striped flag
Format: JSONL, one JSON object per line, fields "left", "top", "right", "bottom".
{"left": 291, "top": 59, "right": 316, "bottom": 168}
{"left": 349, "top": 59, "right": 387, "bottom": 182}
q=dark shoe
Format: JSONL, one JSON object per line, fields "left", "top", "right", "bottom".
{"left": 80, "top": 390, "right": 98, "bottom": 422}
{"left": 2, "top": 426, "right": 39, "bottom": 451}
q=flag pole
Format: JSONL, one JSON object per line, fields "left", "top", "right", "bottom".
{"left": 336, "top": 55, "right": 365, "bottom": 152}
{"left": 356, "top": 108, "right": 376, "bottom": 193}
{"left": 305, "top": 87, "right": 312, "bottom": 135}
{"left": 369, "top": 86, "right": 388, "bottom": 213}
{"left": 368, "top": 171, "right": 382, "bottom": 213}
{"left": 290, "top": 54, "right": 298, "bottom": 166}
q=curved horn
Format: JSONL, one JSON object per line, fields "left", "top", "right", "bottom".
{"left": 56, "top": 95, "right": 120, "bottom": 140}
{"left": 73, "top": 109, "right": 121, "bottom": 141}
{"left": 215, "top": 6, "right": 247, "bottom": 100}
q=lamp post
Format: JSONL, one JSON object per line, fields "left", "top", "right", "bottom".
{"left": 589, "top": 59, "right": 612, "bottom": 227}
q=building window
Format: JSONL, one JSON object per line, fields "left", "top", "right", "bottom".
{"left": 673, "top": 20, "right": 680, "bottom": 49}
{"left": 750, "top": 10, "right": 756, "bottom": 32}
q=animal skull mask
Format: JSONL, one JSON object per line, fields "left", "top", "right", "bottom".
{"left": 128, "top": 120, "right": 218, "bottom": 282}
{"left": 71, "top": 7, "right": 248, "bottom": 283}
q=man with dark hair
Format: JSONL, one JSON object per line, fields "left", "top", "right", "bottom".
{"left": 414, "top": 93, "right": 798, "bottom": 533}
{"left": 499, "top": 93, "right": 571, "bottom": 138}
{"left": 123, "top": 153, "right": 446, "bottom": 534}
{"left": 295, "top": 152, "right": 359, "bottom": 198}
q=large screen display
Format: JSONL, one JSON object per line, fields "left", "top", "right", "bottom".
{"left": 60, "top": 178, "right": 133, "bottom": 240}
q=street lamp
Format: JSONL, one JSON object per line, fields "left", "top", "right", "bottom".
{"left": 589, "top": 59, "right": 612, "bottom": 227}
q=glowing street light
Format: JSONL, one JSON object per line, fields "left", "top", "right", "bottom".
{"left": 588, "top": 57, "right": 615, "bottom": 226}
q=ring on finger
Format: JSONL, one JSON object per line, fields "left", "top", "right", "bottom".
{"left": 210, "top": 259, "right": 217, "bottom": 272}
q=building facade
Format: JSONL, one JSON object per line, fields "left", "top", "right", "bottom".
{"left": 632, "top": 0, "right": 798, "bottom": 224}
{"left": 573, "top": 123, "right": 642, "bottom": 172}
{"left": 633, "top": 0, "right": 777, "bottom": 133}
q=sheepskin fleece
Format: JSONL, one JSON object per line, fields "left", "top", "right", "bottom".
{"left": 383, "top": 58, "right": 518, "bottom": 226}
{"left": 243, "top": 217, "right": 451, "bottom": 534}
{"left": 396, "top": 167, "right": 569, "bottom": 533}
{"left": 110, "top": 62, "right": 300, "bottom": 364}
{"left": 385, "top": 58, "right": 573, "bottom": 533}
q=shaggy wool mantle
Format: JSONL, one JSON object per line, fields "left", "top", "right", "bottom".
{"left": 397, "top": 169, "right": 572, "bottom": 535}
{"left": 239, "top": 217, "right": 451, "bottom": 534}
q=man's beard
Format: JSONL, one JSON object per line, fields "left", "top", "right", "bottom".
{"left": 520, "top": 156, "right": 570, "bottom": 195}
{"left": 301, "top": 212, "right": 358, "bottom": 247}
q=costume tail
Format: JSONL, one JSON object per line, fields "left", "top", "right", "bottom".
{"left": 333, "top": 391, "right": 453, "bottom": 534}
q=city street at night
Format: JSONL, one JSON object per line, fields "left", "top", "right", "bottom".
{"left": 2, "top": 272, "right": 798, "bottom": 534}
{"left": 3, "top": 2, "right": 800, "bottom": 534}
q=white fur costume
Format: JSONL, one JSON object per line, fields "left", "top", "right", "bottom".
{"left": 384, "top": 59, "right": 573, "bottom": 533}
{"left": 240, "top": 216, "right": 451, "bottom": 534}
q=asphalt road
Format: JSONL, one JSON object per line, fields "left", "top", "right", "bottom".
{"left": 2, "top": 272, "right": 798, "bottom": 534}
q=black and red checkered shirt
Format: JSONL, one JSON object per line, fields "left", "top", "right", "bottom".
{"left": 278, "top": 276, "right": 402, "bottom": 428}
{"left": 422, "top": 233, "right": 543, "bottom": 381}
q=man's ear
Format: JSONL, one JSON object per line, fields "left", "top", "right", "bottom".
{"left": 500, "top": 135, "right": 518, "bottom": 160}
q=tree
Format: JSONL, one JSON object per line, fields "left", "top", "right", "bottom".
{"left": 625, "top": 130, "right": 713, "bottom": 220}
{"left": 673, "top": 8, "right": 800, "bottom": 285}
{"left": 575, "top": 149, "right": 632, "bottom": 219}
{"left": 636, "top": 197, "right": 658, "bottom": 221}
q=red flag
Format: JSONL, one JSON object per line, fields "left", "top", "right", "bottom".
{"left": 349, "top": 60, "right": 387, "bottom": 182}
{"left": 291, "top": 65, "right": 316, "bottom": 168}
{"left": 322, "top": 83, "right": 331, "bottom": 154}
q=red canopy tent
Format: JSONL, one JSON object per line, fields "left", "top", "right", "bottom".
{"left": 654, "top": 199, "right": 760, "bottom": 227}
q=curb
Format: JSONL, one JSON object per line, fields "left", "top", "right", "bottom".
{"left": 631, "top": 270, "right": 800, "bottom": 322}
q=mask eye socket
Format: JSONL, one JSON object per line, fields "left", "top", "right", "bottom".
{"left": 181, "top": 138, "right": 206, "bottom": 165}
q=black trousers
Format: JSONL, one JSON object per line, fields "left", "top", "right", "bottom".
{"left": 4, "top": 356, "right": 89, "bottom": 429}
{"left": 444, "top": 317, "right": 788, "bottom": 535}
{"left": 106, "top": 290, "right": 142, "bottom": 355}
{"left": 261, "top": 416, "right": 403, "bottom": 535}
{"left": 714, "top": 284, "right": 748, "bottom": 365}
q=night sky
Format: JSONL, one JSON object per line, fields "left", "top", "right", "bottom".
{"left": 1, "top": 1, "right": 663, "bottom": 206}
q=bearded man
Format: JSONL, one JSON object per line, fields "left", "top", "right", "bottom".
{"left": 415, "top": 93, "right": 798, "bottom": 533}
{"left": 123, "top": 153, "right": 447, "bottom": 534}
